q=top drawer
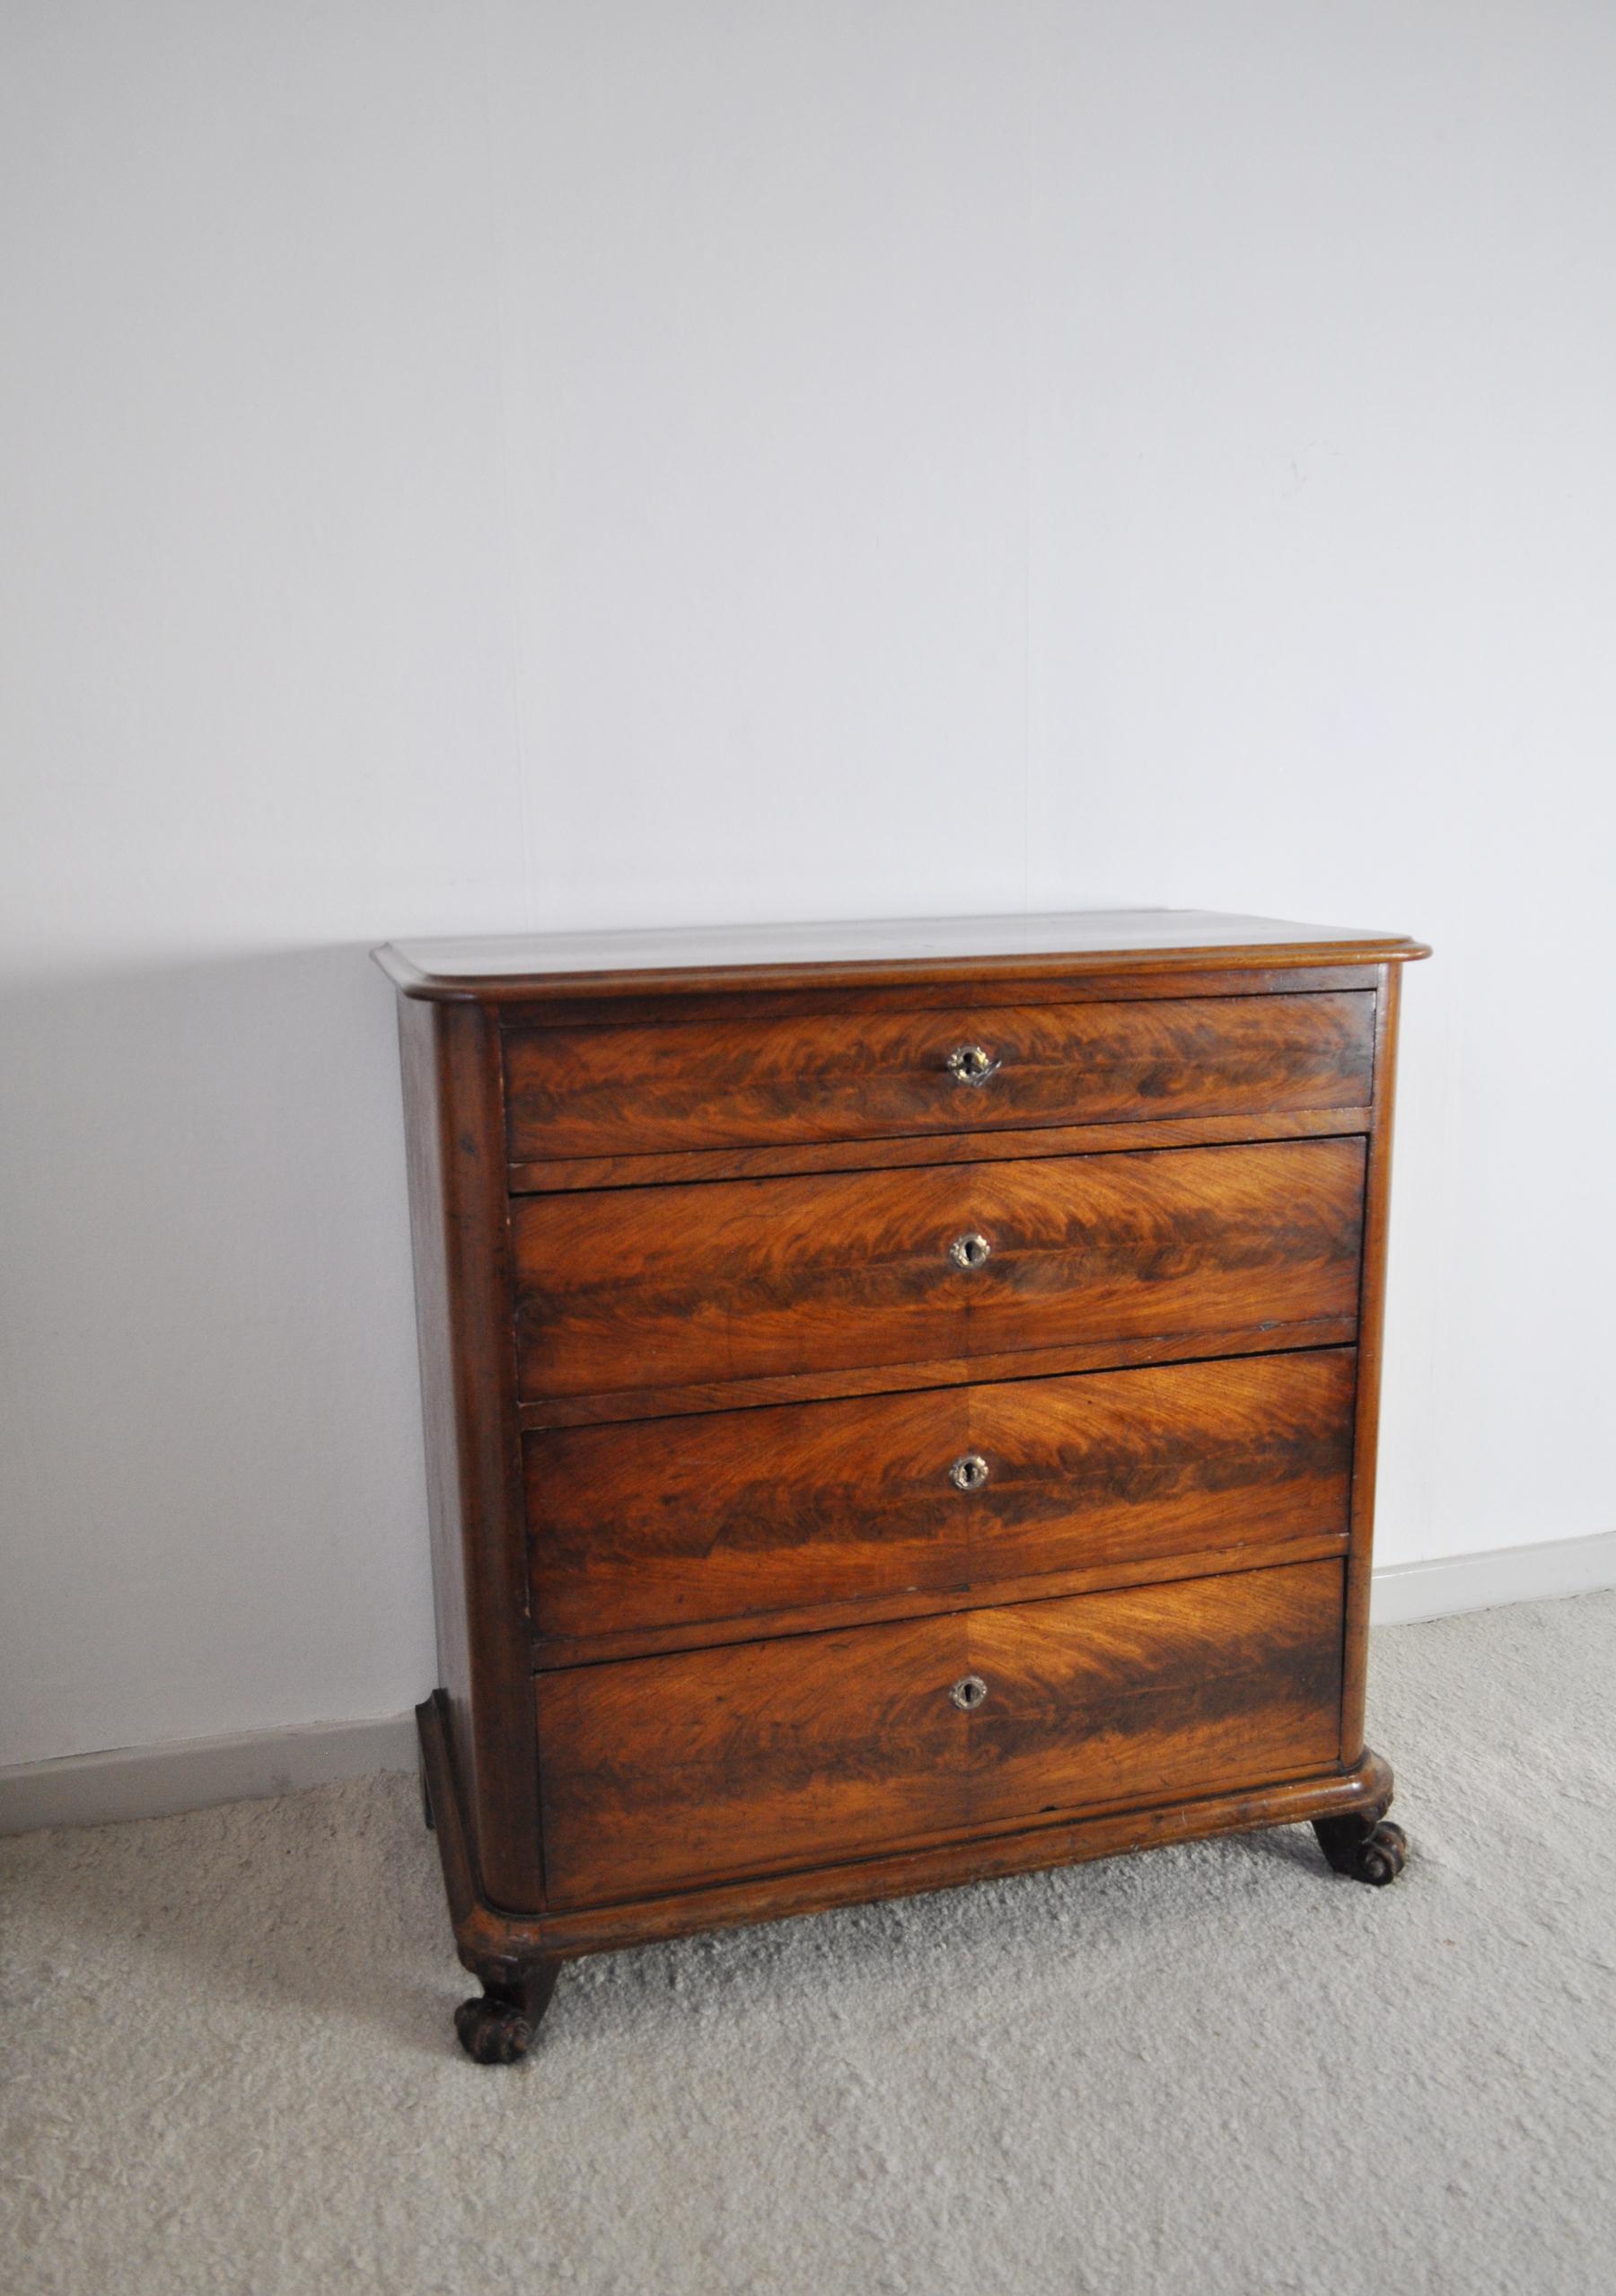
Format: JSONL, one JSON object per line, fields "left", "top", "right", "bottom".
{"left": 503, "top": 990, "right": 1374, "bottom": 1163}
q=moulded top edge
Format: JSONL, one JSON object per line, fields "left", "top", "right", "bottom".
{"left": 371, "top": 909, "right": 1430, "bottom": 1000}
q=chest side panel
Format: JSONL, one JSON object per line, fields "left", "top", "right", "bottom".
{"left": 396, "top": 995, "right": 541, "bottom": 1909}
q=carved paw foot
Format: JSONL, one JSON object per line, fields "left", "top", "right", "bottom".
{"left": 1313, "top": 1812, "right": 1409, "bottom": 1887}
{"left": 453, "top": 1961, "right": 559, "bottom": 2064}
{"left": 455, "top": 1991, "right": 531, "bottom": 2063}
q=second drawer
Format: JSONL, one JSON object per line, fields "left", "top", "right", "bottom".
{"left": 512, "top": 1134, "right": 1366, "bottom": 1405}
{"left": 526, "top": 1346, "right": 1357, "bottom": 1655}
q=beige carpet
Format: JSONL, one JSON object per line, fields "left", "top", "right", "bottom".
{"left": 4, "top": 1592, "right": 1614, "bottom": 2296}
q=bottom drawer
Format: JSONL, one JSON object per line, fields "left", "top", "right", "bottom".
{"left": 536, "top": 1558, "right": 1344, "bottom": 1908}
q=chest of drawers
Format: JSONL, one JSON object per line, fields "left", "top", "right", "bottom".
{"left": 375, "top": 910, "right": 1427, "bottom": 2063}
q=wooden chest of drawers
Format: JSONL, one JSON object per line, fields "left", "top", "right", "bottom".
{"left": 375, "top": 910, "right": 1427, "bottom": 2063}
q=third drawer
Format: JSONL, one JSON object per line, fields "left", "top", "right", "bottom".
{"left": 526, "top": 1345, "right": 1357, "bottom": 1658}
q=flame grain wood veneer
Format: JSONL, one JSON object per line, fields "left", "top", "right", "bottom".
{"left": 375, "top": 910, "right": 1427, "bottom": 2063}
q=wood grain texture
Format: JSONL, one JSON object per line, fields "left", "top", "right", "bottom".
{"left": 512, "top": 1136, "right": 1366, "bottom": 1404}
{"left": 504, "top": 991, "right": 1374, "bottom": 1162}
{"left": 535, "top": 1559, "right": 1346, "bottom": 1907}
{"left": 514, "top": 1316, "right": 1360, "bottom": 1431}
{"left": 1341, "top": 962, "right": 1402, "bottom": 1764}
{"left": 529, "top": 1532, "right": 1349, "bottom": 1668}
{"left": 526, "top": 1346, "right": 1357, "bottom": 1651}
{"left": 506, "top": 1104, "right": 1372, "bottom": 1197}
{"left": 496, "top": 963, "right": 1387, "bottom": 1036}
{"left": 395, "top": 998, "right": 540, "bottom": 1908}
{"left": 421, "top": 1689, "right": 1394, "bottom": 1965}
{"left": 383, "top": 917, "right": 1424, "bottom": 2016}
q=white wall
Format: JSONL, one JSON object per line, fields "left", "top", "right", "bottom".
{"left": 3, "top": 1, "right": 1612, "bottom": 1767}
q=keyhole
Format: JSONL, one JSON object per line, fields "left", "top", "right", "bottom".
{"left": 946, "top": 1042, "right": 999, "bottom": 1086}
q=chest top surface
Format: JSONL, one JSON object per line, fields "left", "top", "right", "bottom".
{"left": 373, "top": 909, "right": 1430, "bottom": 1003}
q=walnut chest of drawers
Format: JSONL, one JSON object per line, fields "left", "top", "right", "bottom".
{"left": 375, "top": 910, "right": 1428, "bottom": 2062}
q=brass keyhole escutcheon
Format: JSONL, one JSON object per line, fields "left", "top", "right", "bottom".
{"left": 949, "top": 1231, "right": 992, "bottom": 1271}
{"left": 945, "top": 1043, "right": 1001, "bottom": 1086}
{"left": 950, "top": 1675, "right": 988, "bottom": 1712}
{"left": 950, "top": 1452, "right": 990, "bottom": 1493}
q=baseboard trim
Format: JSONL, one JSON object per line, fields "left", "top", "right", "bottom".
{"left": 4, "top": 1532, "right": 1613, "bottom": 1835}
{"left": 0, "top": 1711, "right": 418, "bottom": 1837}
{"left": 1370, "top": 1528, "right": 1616, "bottom": 1627}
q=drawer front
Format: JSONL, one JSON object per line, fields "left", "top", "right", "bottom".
{"left": 505, "top": 990, "right": 1374, "bottom": 1160}
{"left": 526, "top": 1347, "right": 1357, "bottom": 1649}
{"left": 536, "top": 1558, "right": 1345, "bottom": 1906}
{"left": 512, "top": 1135, "right": 1366, "bottom": 1403}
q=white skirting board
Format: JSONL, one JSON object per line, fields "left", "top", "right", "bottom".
{"left": 1368, "top": 1527, "right": 1616, "bottom": 1626}
{"left": 0, "top": 1711, "right": 420, "bottom": 1837}
{"left": 4, "top": 1532, "right": 1613, "bottom": 1837}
